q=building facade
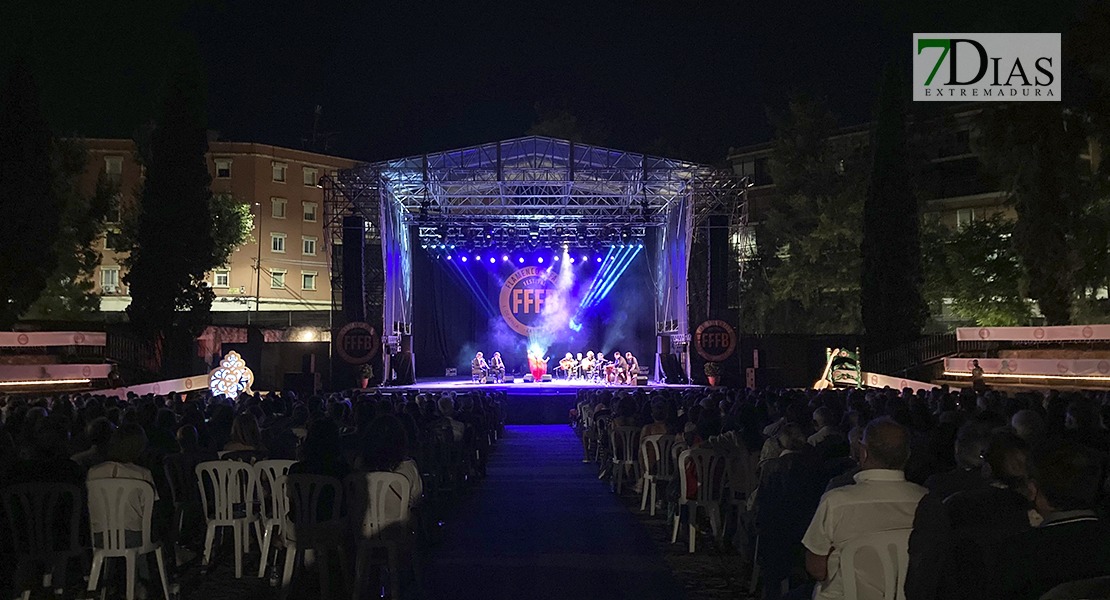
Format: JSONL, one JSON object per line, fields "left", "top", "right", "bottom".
{"left": 81, "top": 139, "right": 357, "bottom": 319}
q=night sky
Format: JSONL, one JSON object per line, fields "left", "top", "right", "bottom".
{"left": 0, "top": 0, "right": 1089, "bottom": 164}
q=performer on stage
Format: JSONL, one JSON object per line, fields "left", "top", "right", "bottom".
{"left": 527, "top": 348, "right": 549, "bottom": 381}
{"left": 581, "top": 351, "right": 595, "bottom": 382}
{"left": 488, "top": 351, "right": 505, "bottom": 383}
{"left": 625, "top": 351, "right": 640, "bottom": 382}
{"left": 615, "top": 352, "right": 630, "bottom": 384}
{"left": 575, "top": 353, "right": 584, "bottom": 379}
{"left": 559, "top": 352, "right": 577, "bottom": 380}
{"left": 471, "top": 351, "right": 489, "bottom": 383}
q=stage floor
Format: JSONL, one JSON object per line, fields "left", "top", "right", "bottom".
{"left": 380, "top": 377, "right": 701, "bottom": 424}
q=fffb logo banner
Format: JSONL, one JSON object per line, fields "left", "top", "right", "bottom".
{"left": 913, "top": 33, "right": 1060, "bottom": 101}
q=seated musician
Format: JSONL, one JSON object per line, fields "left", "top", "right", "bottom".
{"left": 625, "top": 351, "right": 640, "bottom": 381}
{"left": 471, "top": 351, "right": 488, "bottom": 383}
{"left": 575, "top": 353, "right": 584, "bottom": 379}
{"left": 488, "top": 351, "right": 505, "bottom": 383}
{"left": 615, "top": 352, "right": 629, "bottom": 384}
{"left": 559, "top": 352, "right": 577, "bottom": 379}
{"left": 581, "top": 351, "right": 595, "bottom": 381}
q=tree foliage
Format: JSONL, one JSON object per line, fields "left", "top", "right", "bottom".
{"left": 861, "top": 65, "right": 928, "bottom": 350}
{"left": 740, "top": 97, "right": 868, "bottom": 334}
{"left": 210, "top": 192, "right": 253, "bottom": 268}
{"left": 123, "top": 64, "right": 216, "bottom": 345}
{"left": 0, "top": 60, "right": 63, "bottom": 328}
{"left": 922, "top": 215, "right": 1032, "bottom": 326}
{"left": 24, "top": 139, "right": 115, "bottom": 319}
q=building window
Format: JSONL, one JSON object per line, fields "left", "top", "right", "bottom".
{"left": 104, "top": 156, "right": 123, "bottom": 185}
{"left": 270, "top": 270, "right": 286, "bottom": 289}
{"left": 956, "top": 208, "right": 980, "bottom": 229}
{"left": 302, "top": 236, "right": 317, "bottom": 256}
{"left": 271, "top": 197, "right": 287, "bottom": 219}
{"left": 101, "top": 266, "right": 120, "bottom": 293}
{"left": 303, "top": 166, "right": 319, "bottom": 187}
{"left": 214, "top": 158, "right": 232, "bottom": 178}
{"left": 272, "top": 161, "right": 287, "bottom": 183}
{"left": 303, "top": 202, "right": 317, "bottom": 222}
{"left": 301, "top": 271, "right": 317, "bottom": 291}
{"left": 213, "top": 269, "right": 230, "bottom": 288}
{"left": 105, "top": 229, "right": 124, "bottom": 250}
{"left": 271, "top": 233, "right": 286, "bottom": 253}
{"left": 105, "top": 194, "right": 122, "bottom": 224}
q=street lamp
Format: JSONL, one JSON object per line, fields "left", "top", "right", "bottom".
{"left": 253, "top": 202, "right": 262, "bottom": 320}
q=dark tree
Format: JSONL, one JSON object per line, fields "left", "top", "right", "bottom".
{"left": 0, "top": 61, "right": 63, "bottom": 328}
{"left": 123, "top": 64, "right": 215, "bottom": 372}
{"left": 860, "top": 65, "right": 928, "bottom": 350}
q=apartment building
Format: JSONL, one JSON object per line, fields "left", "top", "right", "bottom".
{"left": 81, "top": 138, "right": 358, "bottom": 317}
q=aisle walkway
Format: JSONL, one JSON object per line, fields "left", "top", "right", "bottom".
{"left": 423, "top": 425, "right": 686, "bottom": 600}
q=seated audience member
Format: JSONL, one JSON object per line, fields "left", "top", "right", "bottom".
{"left": 432, "top": 396, "right": 466, "bottom": 443}
{"left": 803, "top": 418, "right": 926, "bottom": 600}
{"left": 1009, "top": 409, "right": 1045, "bottom": 445}
{"left": 290, "top": 419, "right": 350, "bottom": 480}
{"left": 4, "top": 417, "right": 82, "bottom": 487}
{"left": 71, "top": 417, "right": 116, "bottom": 471}
{"left": 221, "top": 412, "right": 267, "bottom": 463}
{"left": 986, "top": 441, "right": 1110, "bottom": 600}
{"left": 824, "top": 426, "right": 864, "bottom": 492}
{"left": 357, "top": 414, "right": 423, "bottom": 510}
{"left": 87, "top": 424, "right": 167, "bottom": 543}
{"left": 923, "top": 422, "right": 989, "bottom": 502}
{"left": 808, "top": 406, "right": 838, "bottom": 447}
{"left": 756, "top": 423, "right": 826, "bottom": 600}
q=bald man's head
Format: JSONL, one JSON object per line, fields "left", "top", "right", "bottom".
{"left": 861, "top": 417, "right": 910, "bottom": 470}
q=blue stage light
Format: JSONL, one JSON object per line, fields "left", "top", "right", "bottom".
{"left": 518, "top": 257, "right": 524, "bottom": 264}
{"left": 475, "top": 255, "right": 481, "bottom": 262}
{"left": 488, "top": 257, "right": 495, "bottom": 264}
{"left": 596, "top": 256, "right": 602, "bottom": 263}
{"left": 446, "top": 255, "right": 453, "bottom": 260}
{"left": 537, "top": 256, "right": 544, "bottom": 264}
{"left": 502, "top": 255, "right": 508, "bottom": 262}
{"left": 554, "top": 255, "right": 560, "bottom": 261}
{"left": 581, "top": 255, "right": 588, "bottom": 262}
{"left": 461, "top": 256, "right": 468, "bottom": 262}
{"left": 569, "top": 257, "right": 576, "bottom": 264}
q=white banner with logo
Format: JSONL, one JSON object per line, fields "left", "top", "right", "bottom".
{"left": 956, "top": 325, "right": 1110, "bottom": 343}
{"left": 861, "top": 371, "right": 944, "bottom": 392}
{"left": 98, "top": 374, "right": 209, "bottom": 399}
{"left": 945, "top": 358, "right": 1110, "bottom": 378}
{"left": 0, "top": 364, "right": 112, "bottom": 382}
{"left": 0, "top": 331, "right": 107, "bottom": 347}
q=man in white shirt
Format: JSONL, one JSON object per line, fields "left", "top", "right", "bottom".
{"left": 802, "top": 417, "right": 926, "bottom": 600}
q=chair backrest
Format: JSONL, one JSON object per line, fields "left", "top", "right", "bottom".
{"left": 641, "top": 435, "right": 677, "bottom": 480}
{"left": 195, "top": 460, "right": 257, "bottom": 522}
{"left": 86, "top": 478, "right": 157, "bottom": 551}
{"left": 0, "top": 482, "right": 82, "bottom": 555}
{"left": 1040, "top": 576, "right": 1110, "bottom": 600}
{"left": 344, "top": 471, "right": 411, "bottom": 540}
{"left": 254, "top": 460, "right": 295, "bottom": 521}
{"left": 282, "top": 474, "right": 344, "bottom": 547}
{"left": 837, "top": 528, "right": 911, "bottom": 600}
{"left": 677, "top": 448, "right": 727, "bottom": 504}
{"left": 610, "top": 426, "right": 640, "bottom": 463}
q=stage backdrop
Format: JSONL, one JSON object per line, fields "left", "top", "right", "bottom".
{"left": 411, "top": 243, "right": 656, "bottom": 378}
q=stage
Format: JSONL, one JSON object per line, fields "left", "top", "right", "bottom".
{"left": 380, "top": 377, "right": 702, "bottom": 424}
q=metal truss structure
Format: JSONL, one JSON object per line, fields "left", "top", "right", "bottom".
{"left": 324, "top": 136, "right": 745, "bottom": 250}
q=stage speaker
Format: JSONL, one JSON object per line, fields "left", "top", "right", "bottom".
{"left": 636, "top": 375, "right": 648, "bottom": 386}
{"left": 283, "top": 372, "right": 318, "bottom": 398}
{"left": 523, "top": 374, "right": 534, "bottom": 383}
{"left": 342, "top": 215, "right": 366, "bottom": 323}
{"left": 660, "top": 353, "right": 687, "bottom": 384}
{"left": 391, "top": 352, "right": 415, "bottom": 386}
{"left": 541, "top": 374, "right": 552, "bottom": 382}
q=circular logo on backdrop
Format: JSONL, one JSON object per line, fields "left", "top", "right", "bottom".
{"left": 694, "top": 320, "right": 737, "bottom": 362}
{"left": 499, "top": 266, "right": 557, "bottom": 337}
{"left": 336, "top": 322, "right": 380, "bottom": 364}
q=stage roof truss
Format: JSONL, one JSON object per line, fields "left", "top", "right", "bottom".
{"left": 328, "top": 136, "right": 744, "bottom": 231}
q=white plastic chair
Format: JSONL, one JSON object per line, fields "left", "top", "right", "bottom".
{"left": 609, "top": 426, "right": 641, "bottom": 494}
{"left": 1, "top": 482, "right": 84, "bottom": 600}
{"left": 671, "top": 447, "right": 726, "bottom": 553}
{"left": 279, "top": 474, "right": 349, "bottom": 600}
{"left": 833, "top": 528, "right": 912, "bottom": 600}
{"left": 639, "top": 434, "right": 676, "bottom": 516}
{"left": 195, "top": 460, "right": 259, "bottom": 579}
{"left": 346, "top": 471, "right": 414, "bottom": 600}
{"left": 85, "top": 478, "right": 171, "bottom": 600}
{"left": 254, "top": 459, "right": 295, "bottom": 578}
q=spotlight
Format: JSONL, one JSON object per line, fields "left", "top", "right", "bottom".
{"left": 489, "top": 257, "right": 496, "bottom": 264}
{"left": 518, "top": 257, "right": 524, "bottom": 264}
{"left": 538, "top": 257, "right": 544, "bottom": 264}
{"left": 569, "top": 257, "right": 576, "bottom": 264}
{"left": 461, "top": 256, "right": 468, "bottom": 262}
{"left": 554, "top": 255, "right": 560, "bottom": 262}
{"left": 596, "top": 257, "right": 602, "bottom": 263}
{"left": 581, "top": 255, "right": 588, "bottom": 262}
{"left": 446, "top": 255, "right": 453, "bottom": 260}
{"left": 502, "top": 255, "right": 508, "bottom": 262}
{"left": 475, "top": 255, "right": 481, "bottom": 262}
